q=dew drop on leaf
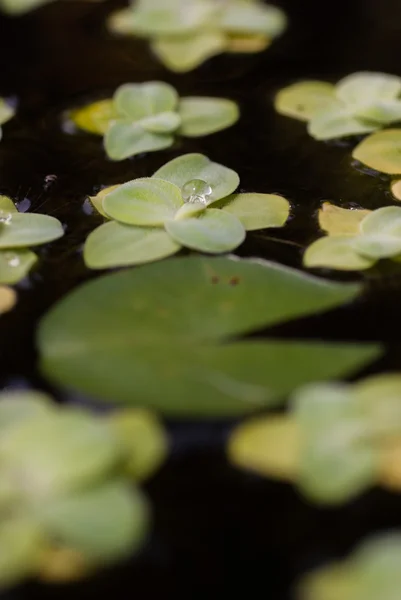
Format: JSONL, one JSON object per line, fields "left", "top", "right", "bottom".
{"left": 181, "top": 179, "right": 212, "bottom": 205}
{"left": 0, "top": 211, "right": 12, "bottom": 225}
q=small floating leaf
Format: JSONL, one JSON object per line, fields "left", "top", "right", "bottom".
{"left": 153, "top": 153, "right": 240, "bottom": 202}
{"left": 104, "top": 121, "right": 174, "bottom": 161}
{"left": 113, "top": 82, "right": 179, "bottom": 120}
{"left": 352, "top": 129, "right": 401, "bottom": 174}
{"left": 352, "top": 234, "right": 401, "bottom": 259}
{"left": 0, "top": 249, "right": 37, "bottom": 284}
{"left": 0, "top": 214, "right": 63, "bottom": 249}
{"left": 318, "top": 202, "right": 371, "bottom": 236}
{"left": 178, "top": 97, "right": 239, "bottom": 137}
{"left": 151, "top": 31, "right": 226, "bottom": 73}
{"left": 88, "top": 185, "right": 120, "bottom": 218}
{"left": 274, "top": 81, "right": 336, "bottom": 122}
{"left": 0, "top": 196, "right": 17, "bottom": 213}
{"left": 165, "top": 208, "right": 246, "bottom": 253}
{"left": 220, "top": 1, "right": 287, "bottom": 36}
{"left": 308, "top": 104, "right": 376, "bottom": 140}
{"left": 219, "top": 192, "right": 290, "bottom": 230}
{"left": 336, "top": 72, "right": 401, "bottom": 107}
{"left": 0, "top": 285, "right": 16, "bottom": 314}
{"left": 70, "top": 100, "right": 117, "bottom": 135}
{"left": 140, "top": 111, "right": 181, "bottom": 133}
{"left": 84, "top": 221, "right": 180, "bottom": 269}
{"left": 304, "top": 236, "right": 374, "bottom": 271}
{"left": 103, "top": 178, "right": 183, "bottom": 226}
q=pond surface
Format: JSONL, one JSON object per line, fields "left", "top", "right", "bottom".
{"left": 2, "top": 0, "right": 401, "bottom": 598}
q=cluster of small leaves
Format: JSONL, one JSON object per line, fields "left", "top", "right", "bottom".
{"left": 299, "top": 532, "right": 401, "bottom": 600}
{"left": 83, "top": 153, "right": 290, "bottom": 268}
{"left": 0, "top": 196, "right": 63, "bottom": 287}
{"left": 275, "top": 72, "right": 401, "bottom": 140}
{"left": 229, "top": 373, "right": 401, "bottom": 505}
{"left": 37, "top": 254, "right": 380, "bottom": 416}
{"left": 303, "top": 202, "right": 401, "bottom": 271}
{"left": 0, "top": 390, "right": 168, "bottom": 588}
{"left": 70, "top": 81, "right": 239, "bottom": 160}
{"left": 108, "top": 0, "right": 287, "bottom": 72}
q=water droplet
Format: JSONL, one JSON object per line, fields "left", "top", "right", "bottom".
{"left": 5, "top": 252, "right": 20, "bottom": 268}
{"left": 0, "top": 210, "right": 12, "bottom": 224}
{"left": 181, "top": 179, "right": 212, "bottom": 205}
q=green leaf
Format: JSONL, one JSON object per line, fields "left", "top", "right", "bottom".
{"left": 219, "top": 1, "right": 287, "bottom": 37}
{"left": 37, "top": 481, "right": 150, "bottom": 562}
{"left": 318, "top": 202, "right": 371, "bottom": 236}
{"left": 352, "top": 533, "right": 401, "bottom": 600}
{"left": 308, "top": 103, "right": 377, "bottom": 140}
{"left": 165, "top": 208, "right": 246, "bottom": 253}
{"left": 0, "top": 213, "right": 63, "bottom": 249}
{"left": 103, "top": 178, "right": 183, "bottom": 226}
{"left": 141, "top": 111, "right": 181, "bottom": 133}
{"left": 354, "top": 99, "right": 401, "bottom": 125}
{"left": 88, "top": 185, "right": 120, "bottom": 218}
{"left": 37, "top": 256, "right": 380, "bottom": 416}
{"left": 0, "top": 390, "right": 54, "bottom": 431}
{"left": 84, "top": 221, "right": 181, "bottom": 269}
{"left": 0, "top": 518, "right": 44, "bottom": 588}
{"left": 0, "top": 411, "right": 121, "bottom": 498}
{"left": 218, "top": 192, "right": 290, "bottom": 230}
{"left": 355, "top": 374, "right": 401, "bottom": 436}
{"left": 274, "top": 81, "right": 336, "bottom": 122}
{"left": 0, "top": 196, "right": 17, "bottom": 213}
{"left": 352, "top": 129, "right": 401, "bottom": 174}
{"left": 292, "top": 382, "right": 358, "bottom": 432}
{"left": 336, "top": 72, "right": 401, "bottom": 107}
{"left": 0, "top": 249, "right": 37, "bottom": 284}
{"left": 0, "top": 98, "right": 15, "bottom": 126}
{"left": 353, "top": 234, "right": 401, "bottom": 259}
{"left": 113, "top": 82, "right": 178, "bottom": 121}
{"left": 178, "top": 97, "right": 239, "bottom": 137}
{"left": 303, "top": 236, "right": 375, "bottom": 271}
{"left": 70, "top": 100, "right": 117, "bottom": 135}
{"left": 353, "top": 206, "right": 401, "bottom": 258}
{"left": 104, "top": 121, "right": 174, "bottom": 161}
{"left": 153, "top": 153, "right": 240, "bottom": 202}
{"left": 151, "top": 31, "right": 226, "bottom": 73}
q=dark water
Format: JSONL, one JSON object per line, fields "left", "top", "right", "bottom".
{"left": 2, "top": 0, "right": 401, "bottom": 598}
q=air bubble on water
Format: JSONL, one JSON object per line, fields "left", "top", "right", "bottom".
{"left": 181, "top": 179, "right": 212, "bottom": 205}
{"left": 0, "top": 210, "right": 12, "bottom": 224}
{"left": 5, "top": 252, "right": 20, "bottom": 268}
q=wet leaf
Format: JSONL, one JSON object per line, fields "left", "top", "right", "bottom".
{"left": 318, "top": 202, "right": 371, "bottom": 236}
{"left": 219, "top": 192, "right": 290, "bottom": 230}
{"left": 151, "top": 31, "right": 227, "bottom": 73}
{"left": 228, "top": 415, "right": 300, "bottom": 481}
{"left": 70, "top": 100, "right": 117, "bottom": 135}
{"left": 336, "top": 72, "right": 401, "bottom": 107}
{"left": 0, "top": 213, "right": 63, "bottom": 249}
{"left": 104, "top": 121, "right": 174, "bottom": 160}
{"left": 0, "top": 518, "right": 44, "bottom": 588}
{"left": 103, "top": 178, "right": 183, "bottom": 226}
{"left": 38, "top": 256, "right": 380, "bottom": 416}
{"left": 178, "top": 97, "right": 239, "bottom": 137}
{"left": 37, "top": 481, "right": 150, "bottom": 562}
{"left": 0, "top": 285, "right": 16, "bottom": 314}
{"left": 165, "top": 208, "right": 246, "bottom": 253}
{"left": 84, "top": 221, "right": 180, "bottom": 269}
{"left": 153, "top": 153, "right": 239, "bottom": 203}
{"left": 113, "top": 82, "right": 179, "bottom": 120}
{"left": 308, "top": 104, "right": 376, "bottom": 140}
{"left": 274, "top": 81, "right": 336, "bottom": 122}
{"left": 352, "top": 129, "right": 401, "bottom": 174}
{"left": 304, "top": 236, "right": 374, "bottom": 271}
{"left": 0, "top": 249, "right": 37, "bottom": 284}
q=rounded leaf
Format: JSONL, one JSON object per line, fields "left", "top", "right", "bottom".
{"left": 318, "top": 202, "right": 371, "bottom": 236}
{"left": 274, "top": 81, "right": 336, "bottom": 122}
{"left": 104, "top": 121, "right": 174, "bottom": 161}
{"left": 292, "top": 382, "right": 358, "bottom": 432}
{"left": 303, "top": 236, "right": 375, "bottom": 271}
{"left": 165, "top": 208, "right": 246, "bottom": 253}
{"left": 88, "top": 185, "right": 120, "bottom": 218}
{"left": 0, "top": 285, "right": 16, "bottom": 315}
{"left": 0, "top": 214, "right": 63, "bottom": 249}
{"left": 352, "top": 234, "right": 401, "bottom": 259}
{"left": 219, "top": 192, "right": 290, "bottom": 230}
{"left": 352, "top": 129, "right": 401, "bottom": 174}
{"left": 0, "top": 196, "right": 17, "bottom": 213}
{"left": 84, "top": 221, "right": 180, "bottom": 269}
{"left": 103, "top": 177, "right": 183, "bottom": 226}
{"left": 391, "top": 179, "right": 401, "bottom": 201}
{"left": 360, "top": 205, "right": 401, "bottom": 237}
{"left": 178, "top": 97, "right": 239, "bottom": 137}
{"left": 153, "top": 153, "right": 240, "bottom": 202}
{"left": 113, "top": 82, "right": 178, "bottom": 121}
{"left": 308, "top": 103, "right": 377, "bottom": 140}
{"left": 151, "top": 31, "right": 226, "bottom": 73}
{"left": 354, "top": 99, "right": 401, "bottom": 125}
{"left": 69, "top": 100, "right": 116, "bottom": 135}
{"left": 141, "top": 111, "right": 181, "bottom": 133}
{"left": 336, "top": 72, "right": 401, "bottom": 107}
{"left": 0, "top": 249, "right": 37, "bottom": 284}
{"left": 219, "top": 1, "right": 287, "bottom": 36}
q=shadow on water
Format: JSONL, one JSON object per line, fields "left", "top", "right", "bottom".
{"left": 1, "top": 0, "right": 401, "bottom": 597}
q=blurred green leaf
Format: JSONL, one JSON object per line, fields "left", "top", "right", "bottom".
{"left": 114, "top": 82, "right": 179, "bottom": 120}
{"left": 353, "top": 129, "right": 401, "bottom": 174}
{"left": 274, "top": 81, "right": 336, "bottom": 122}
{"left": 178, "top": 97, "right": 239, "bottom": 137}
{"left": 0, "top": 249, "right": 37, "bottom": 284}
{"left": 0, "top": 213, "right": 63, "bottom": 249}
{"left": 104, "top": 121, "right": 173, "bottom": 161}
{"left": 219, "top": 192, "right": 290, "bottom": 230}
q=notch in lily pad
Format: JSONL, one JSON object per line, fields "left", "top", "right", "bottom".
{"left": 83, "top": 153, "right": 290, "bottom": 269}
{"left": 69, "top": 81, "right": 240, "bottom": 160}
{"left": 107, "top": 0, "right": 287, "bottom": 73}
{"left": 275, "top": 72, "right": 401, "bottom": 140}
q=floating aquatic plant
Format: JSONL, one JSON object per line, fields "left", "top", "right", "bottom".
{"left": 0, "top": 390, "right": 167, "bottom": 588}
{"left": 229, "top": 373, "right": 401, "bottom": 504}
{"left": 303, "top": 202, "right": 401, "bottom": 271}
{"left": 275, "top": 72, "right": 401, "bottom": 140}
{"left": 70, "top": 81, "right": 239, "bottom": 160}
{"left": 0, "top": 196, "right": 64, "bottom": 285}
{"left": 84, "top": 153, "right": 290, "bottom": 268}
{"left": 107, "top": 0, "right": 287, "bottom": 72}
{"left": 299, "top": 532, "right": 401, "bottom": 600}
{"left": 37, "top": 254, "right": 380, "bottom": 416}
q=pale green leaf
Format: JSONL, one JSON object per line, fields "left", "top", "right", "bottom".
{"left": 318, "top": 202, "right": 371, "bottom": 236}
{"left": 0, "top": 390, "right": 54, "bottom": 431}
{"left": 103, "top": 177, "right": 183, "bottom": 226}
{"left": 165, "top": 208, "right": 245, "bottom": 253}
{"left": 141, "top": 111, "right": 181, "bottom": 133}
{"left": 360, "top": 205, "right": 401, "bottom": 236}
{"left": 336, "top": 72, "right": 401, "bottom": 107}
{"left": 219, "top": 1, "right": 287, "bottom": 37}
{"left": 0, "top": 196, "right": 17, "bottom": 213}
{"left": 70, "top": 100, "right": 116, "bottom": 135}
{"left": 0, "top": 518, "right": 44, "bottom": 588}
{"left": 153, "top": 153, "right": 239, "bottom": 202}
{"left": 0, "top": 249, "right": 37, "bottom": 284}
{"left": 151, "top": 31, "right": 226, "bottom": 73}
{"left": 292, "top": 382, "right": 358, "bottom": 432}
{"left": 178, "top": 97, "right": 239, "bottom": 137}
{"left": 0, "top": 213, "right": 63, "bottom": 249}
{"left": 218, "top": 192, "right": 290, "bottom": 230}
{"left": 352, "top": 534, "right": 401, "bottom": 600}
{"left": 88, "top": 185, "right": 120, "bottom": 218}
{"left": 352, "top": 129, "right": 401, "bottom": 174}
{"left": 303, "top": 236, "right": 375, "bottom": 271}
{"left": 274, "top": 81, "right": 336, "bottom": 122}
{"left": 104, "top": 121, "right": 173, "bottom": 160}
{"left": 308, "top": 103, "right": 377, "bottom": 140}
{"left": 355, "top": 374, "right": 401, "bottom": 436}
{"left": 355, "top": 99, "right": 401, "bottom": 124}
{"left": 84, "top": 221, "right": 181, "bottom": 269}
{"left": 113, "top": 82, "right": 178, "bottom": 121}
{"left": 352, "top": 234, "right": 401, "bottom": 259}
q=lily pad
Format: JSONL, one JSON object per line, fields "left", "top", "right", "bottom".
{"left": 352, "top": 129, "right": 401, "bottom": 174}
{"left": 104, "top": 121, "right": 174, "bottom": 161}
{"left": 219, "top": 192, "right": 290, "bottom": 230}
{"left": 178, "top": 97, "right": 239, "bottom": 137}
{"left": 70, "top": 100, "right": 117, "bottom": 135}
{"left": 274, "top": 81, "right": 336, "bottom": 122}
{"left": 153, "top": 153, "right": 240, "bottom": 203}
{"left": 0, "top": 213, "right": 63, "bottom": 249}
{"left": 304, "top": 236, "right": 375, "bottom": 271}
{"left": 37, "top": 256, "right": 380, "bottom": 416}
{"left": 84, "top": 221, "right": 180, "bottom": 269}
{"left": 0, "top": 249, "right": 37, "bottom": 284}
{"left": 318, "top": 202, "right": 371, "bottom": 236}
